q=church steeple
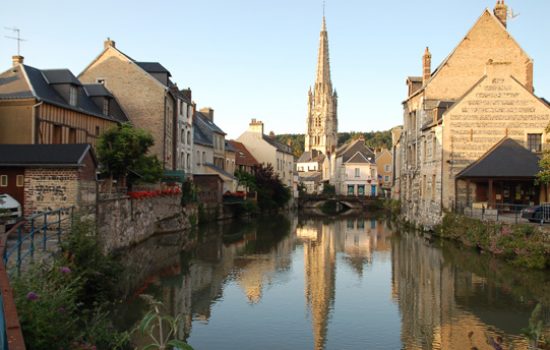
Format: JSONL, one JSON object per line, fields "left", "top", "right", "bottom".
{"left": 316, "top": 17, "right": 332, "bottom": 90}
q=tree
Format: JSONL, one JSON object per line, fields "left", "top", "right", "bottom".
{"left": 97, "top": 123, "right": 163, "bottom": 190}
{"left": 537, "top": 125, "right": 550, "bottom": 185}
{"left": 235, "top": 168, "right": 257, "bottom": 193}
{"left": 254, "top": 164, "right": 291, "bottom": 212}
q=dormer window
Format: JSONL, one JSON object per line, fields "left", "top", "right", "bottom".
{"left": 69, "top": 86, "right": 77, "bottom": 106}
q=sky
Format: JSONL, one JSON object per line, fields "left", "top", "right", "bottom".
{"left": 1, "top": 0, "right": 550, "bottom": 139}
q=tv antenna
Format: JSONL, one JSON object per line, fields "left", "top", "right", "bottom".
{"left": 508, "top": 8, "right": 520, "bottom": 20}
{"left": 5, "top": 27, "right": 26, "bottom": 56}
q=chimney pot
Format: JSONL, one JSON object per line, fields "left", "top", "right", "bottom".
{"left": 12, "top": 55, "right": 24, "bottom": 67}
{"left": 104, "top": 38, "right": 116, "bottom": 49}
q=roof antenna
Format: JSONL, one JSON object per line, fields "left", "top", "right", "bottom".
{"left": 4, "top": 27, "right": 26, "bottom": 56}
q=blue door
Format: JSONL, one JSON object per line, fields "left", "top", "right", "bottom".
{"left": 371, "top": 185, "right": 376, "bottom": 197}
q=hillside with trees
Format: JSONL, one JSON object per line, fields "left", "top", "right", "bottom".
{"left": 276, "top": 130, "right": 392, "bottom": 158}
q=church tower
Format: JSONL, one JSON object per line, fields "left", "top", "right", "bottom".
{"left": 305, "top": 16, "right": 338, "bottom": 156}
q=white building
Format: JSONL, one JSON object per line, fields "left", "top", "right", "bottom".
{"left": 334, "top": 139, "right": 378, "bottom": 197}
{"left": 175, "top": 88, "right": 194, "bottom": 173}
{"left": 237, "top": 119, "right": 295, "bottom": 190}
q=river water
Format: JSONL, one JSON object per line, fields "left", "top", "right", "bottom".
{"left": 118, "top": 214, "right": 550, "bottom": 350}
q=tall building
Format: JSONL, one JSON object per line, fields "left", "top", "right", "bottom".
{"left": 395, "top": 1, "right": 550, "bottom": 227}
{"left": 305, "top": 17, "right": 338, "bottom": 157}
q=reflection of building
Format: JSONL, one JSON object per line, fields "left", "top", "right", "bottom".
{"left": 297, "top": 218, "right": 390, "bottom": 349}
{"left": 391, "top": 233, "right": 539, "bottom": 350}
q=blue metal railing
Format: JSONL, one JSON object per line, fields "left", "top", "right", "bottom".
{"left": 3, "top": 207, "right": 74, "bottom": 275}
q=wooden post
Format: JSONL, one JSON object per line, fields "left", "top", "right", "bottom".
{"left": 488, "top": 179, "right": 494, "bottom": 209}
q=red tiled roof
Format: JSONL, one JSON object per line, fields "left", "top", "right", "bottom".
{"left": 228, "top": 140, "right": 259, "bottom": 167}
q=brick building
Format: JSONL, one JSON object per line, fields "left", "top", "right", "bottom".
{"left": 0, "top": 56, "right": 127, "bottom": 148}
{"left": 0, "top": 144, "right": 97, "bottom": 217}
{"left": 395, "top": 1, "right": 550, "bottom": 227}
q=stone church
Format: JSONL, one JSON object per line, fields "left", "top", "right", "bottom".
{"left": 394, "top": 0, "right": 550, "bottom": 227}
{"left": 298, "top": 16, "right": 338, "bottom": 189}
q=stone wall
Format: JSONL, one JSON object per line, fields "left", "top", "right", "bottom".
{"left": 97, "top": 194, "right": 197, "bottom": 253}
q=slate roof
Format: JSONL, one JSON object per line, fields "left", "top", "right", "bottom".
{"left": 0, "top": 65, "right": 124, "bottom": 122}
{"left": 297, "top": 150, "right": 326, "bottom": 163}
{"left": 298, "top": 171, "right": 322, "bottom": 182}
{"left": 42, "top": 69, "right": 82, "bottom": 86}
{"left": 0, "top": 144, "right": 96, "bottom": 167}
{"left": 262, "top": 135, "right": 292, "bottom": 154}
{"left": 83, "top": 84, "right": 114, "bottom": 97}
{"left": 346, "top": 152, "right": 370, "bottom": 164}
{"left": 337, "top": 139, "right": 375, "bottom": 163}
{"left": 225, "top": 140, "right": 236, "bottom": 153}
{"left": 457, "top": 138, "right": 541, "bottom": 178}
{"left": 228, "top": 140, "right": 259, "bottom": 167}
{"left": 135, "top": 62, "right": 171, "bottom": 76}
{"left": 204, "top": 163, "right": 236, "bottom": 180}
{"left": 193, "top": 112, "right": 226, "bottom": 148}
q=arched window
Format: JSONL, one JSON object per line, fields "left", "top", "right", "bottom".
{"left": 187, "top": 154, "right": 191, "bottom": 171}
{"left": 202, "top": 152, "right": 206, "bottom": 164}
{"left": 181, "top": 130, "right": 185, "bottom": 144}
{"left": 187, "top": 131, "right": 191, "bottom": 145}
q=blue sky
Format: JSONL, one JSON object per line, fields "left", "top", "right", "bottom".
{"left": 1, "top": 0, "right": 549, "bottom": 139}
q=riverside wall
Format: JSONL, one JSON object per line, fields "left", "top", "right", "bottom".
{"left": 96, "top": 194, "right": 197, "bottom": 253}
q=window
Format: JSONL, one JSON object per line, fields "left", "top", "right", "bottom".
{"left": 384, "top": 175, "right": 390, "bottom": 182}
{"left": 69, "top": 128, "right": 76, "bottom": 143}
{"left": 0, "top": 175, "right": 7, "bottom": 187}
{"left": 187, "top": 154, "right": 191, "bottom": 170}
{"left": 347, "top": 185, "right": 355, "bottom": 195}
{"left": 103, "top": 99, "right": 109, "bottom": 116}
{"left": 96, "top": 78, "right": 105, "bottom": 85}
{"left": 354, "top": 168, "right": 360, "bottom": 177}
{"left": 202, "top": 152, "right": 206, "bottom": 164}
{"left": 528, "top": 133, "right": 542, "bottom": 153}
{"left": 432, "top": 174, "right": 436, "bottom": 200}
{"left": 384, "top": 165, "right": 390, "bottom": 172}
{"left": 187, "top": 131, "right": 191, "bottom": 145}
{"left": 69, "top": 86, "right": 77, "bottom": 106}
{"left": 196, "top": 151, "right": 200, "bottom": 165}
{"left": 53, "top": 125, "right": 62, "bottom": 144}
{"left": 181, "top": 130, "right": 185, "bottom": 144}
{"left": 16, "top": 175, "right": 24, "bottom": 187}
{"left": 95, "top": 126, "right": 100, "bottom": 136}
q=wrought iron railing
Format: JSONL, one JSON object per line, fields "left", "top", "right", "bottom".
{"left": 0, "top": 207, "right": 74, "bottom": 349}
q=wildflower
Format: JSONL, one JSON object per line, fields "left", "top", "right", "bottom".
{"left": 26, "top": 291, "right": 39, "bottom": 301}
{"left": 60, "top": 266, "right": 71, "bottom": 274}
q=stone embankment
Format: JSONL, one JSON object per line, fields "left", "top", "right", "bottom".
{"left": 97, "top": 194, "right": 197, "bottom": 253}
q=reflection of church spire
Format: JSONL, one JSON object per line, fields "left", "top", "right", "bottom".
{"left": 303, "top": 223, "right": 336, "bottom": 350}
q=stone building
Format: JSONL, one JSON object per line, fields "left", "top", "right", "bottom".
{"left": 173, "top": 88, "right": 194, "bottom": 173}
{"left": 237, "top": 119, "right": 295, "bottom": 189}
{"left": 79, "top": 39, "right": 177, "bottom": 170}
{"left": 305, "top": 16, "right": 338, "bottom": 184}
{"left": 395, "top": 1, "right": 550, "bottom": 227}
{"left": 375, "top": 149, "right": 392, "bottom": 197}
{"left": 0, "top": 144, "right": 97, "bottom": 216}
{"left": 0, "top": 57, "right": 127, "bottom": 148}
{"left": 227, "top": 140, "right": 259, "bottom": 174}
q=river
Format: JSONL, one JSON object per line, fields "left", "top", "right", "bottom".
{"left": 117, "top": 214, "right": 550, "bottom": 350}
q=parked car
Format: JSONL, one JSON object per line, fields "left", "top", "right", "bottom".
{"left": 521, "top": 205, "right": 544, "bottom": 223}
{"left": 0, "top": 193, "right": 22, "bottom": 225}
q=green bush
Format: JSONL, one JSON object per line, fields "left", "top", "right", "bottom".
{"left": 12, "top": 218, "right": 130, "bottom": 349}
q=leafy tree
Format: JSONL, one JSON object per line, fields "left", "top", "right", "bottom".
{"left": 254, "top": 164, "right": 291, "bottom": 212}
{"left": 235, "top": 168, "right": 257, "bottom": 192}
{"left": 97, "top": 123, "right": 163, "bottom": 190}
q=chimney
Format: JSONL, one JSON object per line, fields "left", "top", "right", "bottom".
{"left": 249, "top": 119, "right": 264, "bottom": 134}
{"left": 494, "top": 0, "right": 508, "bottom": 28}
{"left": 269, "top": 131, "right": 275, "bottom": 139}
{"left": 199, "top": 107, "right": 214, "bottom": 121}
{"left": 12, "top": 55, "right": 24, "bottom": 67}
{"left": 104, "top": 37, "right": 116, "bottom": 49}
{"left": 422, "top": 47, "right": 431, "bottom": 86}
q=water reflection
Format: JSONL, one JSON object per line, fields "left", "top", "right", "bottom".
{"left": 119, "top": 215, "right": 549, "bottom": 350}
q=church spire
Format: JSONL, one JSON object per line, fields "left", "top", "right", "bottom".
{"left": 316, "top": 16, "right": 332, "bottom": 89}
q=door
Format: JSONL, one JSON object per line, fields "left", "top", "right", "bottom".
{"left": 371, "top": 185, "right": 377, "bottom": 197}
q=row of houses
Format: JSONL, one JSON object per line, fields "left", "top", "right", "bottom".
{"left": 0, "top": 39, "right": 299, "bottom": 216}
{"left": 391, "top": 1, "right": 550, "bottom": 227}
